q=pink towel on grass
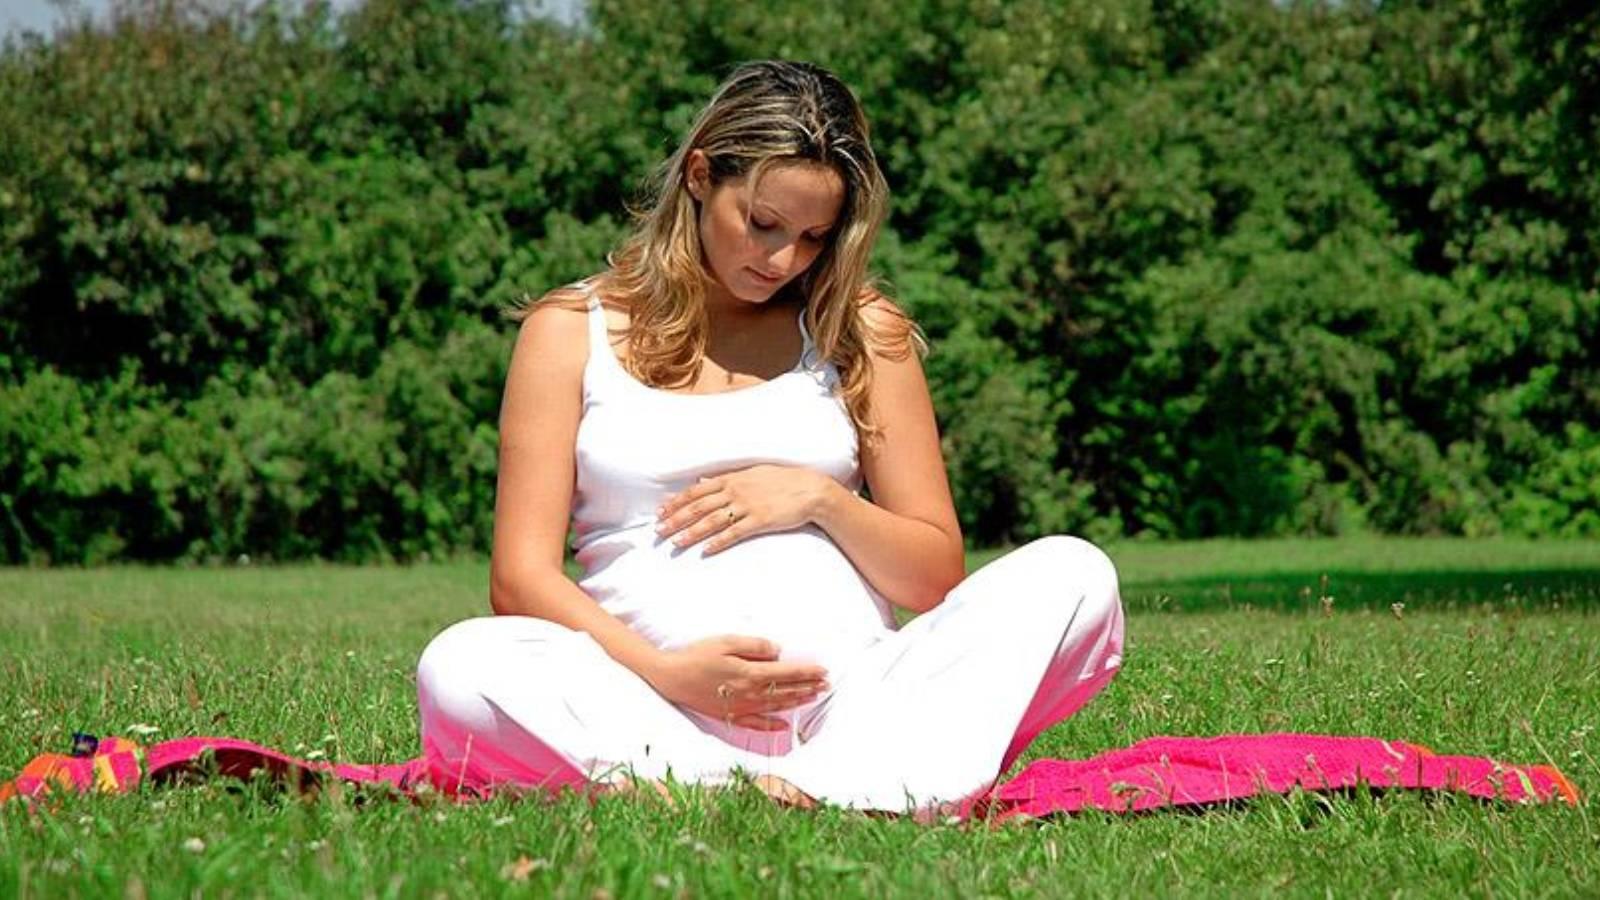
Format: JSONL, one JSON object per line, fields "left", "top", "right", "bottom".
{"left": 1, "top": 732, "right": 1578, "bottom": 819}
{"left": 989, "top": 733, "right": 1578, "bottom": 819}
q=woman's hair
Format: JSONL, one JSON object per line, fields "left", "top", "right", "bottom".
{"left": 521, "top": 59, "right": 923, "bottom": 442}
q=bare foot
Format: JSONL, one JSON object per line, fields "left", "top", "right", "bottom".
{"left": 603, "top": 776, "right": 677, "bottom": 806}
{"left": 601, "top": 773, "right": 815, "bottom": 811}
{"left": 752, "top": 774, "right": 816, "bottom": 810}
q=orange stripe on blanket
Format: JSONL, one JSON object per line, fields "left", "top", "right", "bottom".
{"left": 1530, "top": 765, "right": 1581, "bottom": 806}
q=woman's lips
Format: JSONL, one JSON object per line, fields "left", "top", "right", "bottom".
{"left": 747, "top": 267, "right": 783, "bottom": 285}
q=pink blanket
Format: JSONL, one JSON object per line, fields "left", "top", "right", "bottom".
{"left": 2, "top": 732, "right": 1577, "bottom": 819}
{"left": 989, "top": 733, "right": 1577, "bottom": 818}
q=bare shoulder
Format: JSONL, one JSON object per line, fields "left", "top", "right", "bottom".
{"left": 856, "top": 286, "right": 923, "bottom": 363}
{"left": 519, "top": 283, "right": 591, "bottom": 323}
{"left": 509, "top": 283, "right": 595, "bottom": 378}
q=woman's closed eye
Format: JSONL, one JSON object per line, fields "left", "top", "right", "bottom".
{"left": 753, "top": 217, "right": 827, "bottom": 245}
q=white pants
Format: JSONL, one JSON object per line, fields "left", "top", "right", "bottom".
{"left": 416, "top": 536, "right": 1124, "bottom": 813}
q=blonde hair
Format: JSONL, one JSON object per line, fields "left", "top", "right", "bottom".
{"left": 520, "top": 59, "right": 922, "bottom": 442}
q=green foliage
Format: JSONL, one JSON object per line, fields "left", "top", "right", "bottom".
{"left": 1, "top": 0, "right": 1596, "bottom": 561}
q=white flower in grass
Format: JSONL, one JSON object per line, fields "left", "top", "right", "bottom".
{"left": 651, "top": 874, "right": 672, "bottom": 889}
{"left": 127, "top": 723, "right": 160, "bottom": 737}
{"left": 182, "top": 837, "right": 206, "bottom": 854}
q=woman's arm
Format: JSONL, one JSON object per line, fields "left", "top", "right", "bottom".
{"left": 810, "top": 296, "right": 966, "bottom": 613}
{"left": 488, "top": 292, "right": 669, "bottom": 676}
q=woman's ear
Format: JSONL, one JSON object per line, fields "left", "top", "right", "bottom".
{"left": 685, "top": 149, "right": 709, "bottom": 201}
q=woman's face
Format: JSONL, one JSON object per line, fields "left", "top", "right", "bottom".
{"left": 687, "top": 151, "right": 845, "bottom": 304}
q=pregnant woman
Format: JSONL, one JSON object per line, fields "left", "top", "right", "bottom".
{"left": 415, "top": 60, "right": 1124, "bottom": 814}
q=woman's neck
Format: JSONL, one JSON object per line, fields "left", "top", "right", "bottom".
{"left": 700, "top": 276, "right": 793, "bottom": 329}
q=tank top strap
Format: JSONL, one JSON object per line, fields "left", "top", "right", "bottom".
{"left": 795, "top": 305, "right": 823, "bottom": 374}
{"left": 572, "top": 278, "right": 627, "bottom": 399}
{"left": 577, "top": 280, "right": 608, "bottom": 357}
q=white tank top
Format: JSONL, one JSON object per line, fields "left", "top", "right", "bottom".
{"left": 569, "top": 280, "right": 897, "bottom": 670}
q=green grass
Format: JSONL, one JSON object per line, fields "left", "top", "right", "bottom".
{"left": 2, "top": 539, "right": 1598, "bottom": 897}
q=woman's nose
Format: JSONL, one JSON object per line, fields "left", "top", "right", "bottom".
{"left": 764, "top": 240, "right": 798, "bottom": 273}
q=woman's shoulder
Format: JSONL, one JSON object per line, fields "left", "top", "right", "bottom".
{"left": 518, "top": 279, "right": 595, "bottom": 318}
{"left": 507, "top": 280, "right": 605, "bottom": 378}
{"left": 516, "top": 275, "right": 622, "bottom": 332}
{"left": 854, "top": 285, "right": 924, "bottom": 362}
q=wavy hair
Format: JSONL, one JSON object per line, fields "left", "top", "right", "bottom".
{"left": 522, "top": 59, "right": 921, "bottom": 442}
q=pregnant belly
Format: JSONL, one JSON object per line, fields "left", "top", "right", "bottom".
{"left": 590, "top": 525, "right": 896, "bottom": 670}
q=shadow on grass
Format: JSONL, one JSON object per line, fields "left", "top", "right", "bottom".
{"left": 1122, "top": 568, "right": 1600, "bottom": 613}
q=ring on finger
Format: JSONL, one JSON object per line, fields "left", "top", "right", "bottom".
{"left": 724, "top": 506, "right": 737, "bottom": 523}
{"left": 718, "top": 681, "right": 734, "bottom": 727}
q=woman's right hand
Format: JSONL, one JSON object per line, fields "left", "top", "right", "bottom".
{"left": 644, "top": 636, "right": 829, "bottom": 732}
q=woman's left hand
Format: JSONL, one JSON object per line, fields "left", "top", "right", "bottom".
{"left": 656, "top": 465, "right": 835, "bottom": 555}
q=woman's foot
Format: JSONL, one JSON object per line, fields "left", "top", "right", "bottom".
{"left": 751, "top": 774, "right": 816, "bottom": 809}
{"left": 602, "top": 775, "right": 677, "bottom": 806}
{"left": 602, "top": 773, "right": 815, "bottom": 811}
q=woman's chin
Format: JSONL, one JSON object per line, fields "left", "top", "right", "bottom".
{"left": 731, "top": 284, "right": 781, "bottom": 303}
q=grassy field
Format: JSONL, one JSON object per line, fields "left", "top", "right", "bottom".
{"left": 2, "top": 538, "right": 1597, "bottom": 897}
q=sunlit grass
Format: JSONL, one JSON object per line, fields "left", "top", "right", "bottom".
{"left": 2, "top": 540, "right": 1597, "bottom": 897}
